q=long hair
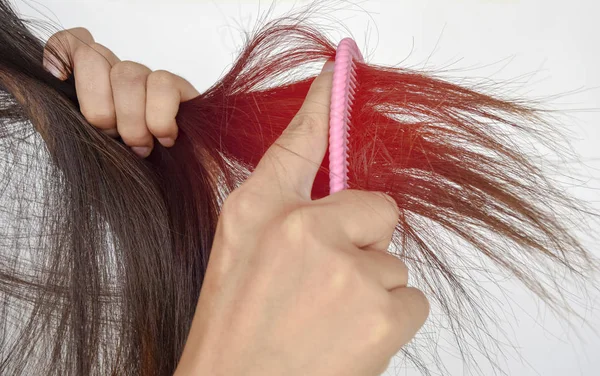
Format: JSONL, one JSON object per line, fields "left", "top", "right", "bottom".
{"left": 0, "top": 1, "right": 596, "bottom": 375}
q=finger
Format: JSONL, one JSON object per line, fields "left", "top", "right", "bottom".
{"left": 353, "top": 249, "right": 408, "bottom": 290}
{"left": 146, "top": 70, "right": 200, "bottom": 147}
{"left": 43, "top": 27, "right": 95, "bottom": 80}
{"left": 72, "top": 42, "right": 121, "bottom": 131}
{"left": 110, "top": 61, "right": 153, "bottom": 157}
{"left": 315, "top": 189, "right": 400, "bottom": 250}
{"left": 387, "top": 287, "right": 429, "bottom": 347}
{"left": 252, "top": 59, "right": 335, "bottom": 199}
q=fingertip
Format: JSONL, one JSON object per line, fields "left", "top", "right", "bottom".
{"left": 301, "top": 59, "right": 334, "bottom": 110}
{"left": 390, "top": 286, "right": 430, "bottom": 341}
{"left": 412, "top": 287, "right": 430, "bottom": 317}
{"left": 158, "top": 137, "right": 175, "bottom": 147}
{"left": 321, "top": 59, "right": 335, "bottom": 73}
{"left": 147, "top": 118, "right": 178, "bottom": 148}
{"left": 404, "top": 287, "right": 430, "bottom": 326}
{"left": 292, "top": 59, "right": 334, "bottom": 127}
{"left": 131, "top": 146, "right": 152, "bottom": 158}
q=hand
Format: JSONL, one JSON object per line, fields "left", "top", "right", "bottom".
{"left": 175, "top": 60, "right": 429, "bottom": 376}
{"left": 42, "top": 27, "right": 199, "bottom": 157}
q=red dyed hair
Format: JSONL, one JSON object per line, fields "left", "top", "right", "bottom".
{"left": 173, "top": 19, "right": 595, "bottom": 371}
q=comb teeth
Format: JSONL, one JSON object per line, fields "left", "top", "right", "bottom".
{"left": 328, "top": 38, "right": 364, "bottom": 194}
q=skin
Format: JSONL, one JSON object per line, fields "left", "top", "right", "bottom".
{"left": 43, "top": 28, "right": 430, "bottom": 376}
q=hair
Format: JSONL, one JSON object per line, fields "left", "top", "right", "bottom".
{"left": 0, "top": 0, "right": 597, "bottom": 375}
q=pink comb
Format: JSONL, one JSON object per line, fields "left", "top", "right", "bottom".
{"left": 329, "top": 38, "right": 364, "bottom": 194}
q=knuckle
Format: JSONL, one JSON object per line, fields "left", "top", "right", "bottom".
{"left": 280, "top": 207, "right": 310, "bottom": 234}
{"left": 46, "top": 30, "right": 63, "bottom": 45}
{"left": 373, "top": 191, "right": 400, "bottom": 222}
{"left": 44, "top": 34, "right": 70, "bottom": 65}
{"left": 325, "top": 254, "right": 358, "bottom": 292}
{"left": 146, "top": 118, "right": 175, "bottom": 136}
{"left": 147, "top": 69, "right": 176, "bottom": 88}
{"left": 47, "top": 28, "right": 79, "bottom": 44}
{"left": 119, "top": 130, "right": 150, "bottom": 146}
{"left": 222, "top": 189, "right": 263, "bottom": 224}
{"left": 309, "top": 82, "right": 331, "bottom": 98}
{"left": 110, "top": 60, "right": 149, "bottom": 82}
{"left": 271, "top": 206, "right": 326, "bottom": 255}
{"left": 46, "top": 28, "right": 93, "bottom": 53}
{"left": 364, "top": 305, "right": 394, "bottom": 346}
{"left": 279, "top": 206, "right": 324, "bottom": 246}
{"left": 286, "top": 112, "right": 321, "bottom": 135}
{"left": 72, "top": 42, "right": 102, "bottom": 63}
{"left": 80, "top": 105, "right": 114, "bottom": 128}
{"left": 71, "top": 43, "right": 91, "bottom": 61}
{"left": 45, "top": 33, "right": 65, "bottom": 51}
{"left": 70, "top": 27, "right": 93, "bottom": 41}
{"left": 88, "top": 42, "right": 112, "bottom": 57}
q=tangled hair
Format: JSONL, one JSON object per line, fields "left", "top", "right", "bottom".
{"left": 0, "top": 0, "right": 596, "bottom": 375}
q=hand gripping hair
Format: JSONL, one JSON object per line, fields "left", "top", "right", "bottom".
{"left": 0, "top": 1, "right": 597, "bottom": 375}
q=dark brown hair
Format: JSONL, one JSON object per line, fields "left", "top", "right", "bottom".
{"left": 0, "top": 1, "right": 596, "bottom": 375}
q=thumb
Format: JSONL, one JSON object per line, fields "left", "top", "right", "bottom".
{"left": 252, "top": 59, "right": 335, "bottom": 199}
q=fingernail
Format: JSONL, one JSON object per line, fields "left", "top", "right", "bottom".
{"left": 158, "top": 137, "right": 175, "bottom": 147}
{"left": 131, "top": 146, "right": 151, "bottom": 158}
{"left": 321, "top": 59, "right": 335, "bottom": 73}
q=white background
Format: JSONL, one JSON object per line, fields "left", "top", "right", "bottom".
{"left": 14, "top": 0, "right": 600, "bottom": 375}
